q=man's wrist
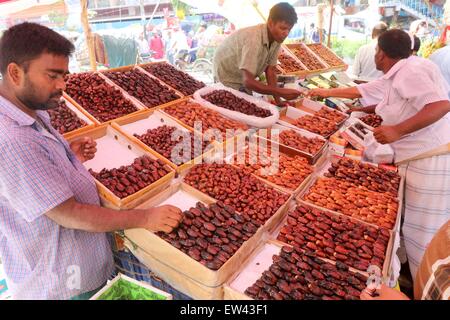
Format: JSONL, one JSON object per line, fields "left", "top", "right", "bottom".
{"left": 393, "top": 123, "right": 406, "bottom": 138}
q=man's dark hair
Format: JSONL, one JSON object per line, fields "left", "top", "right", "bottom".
{"left": 413, "top": 35, "right": 421, "bottom": 52}
{"left": 378, "top": 29, "right": 411, "bottom": 59}
{"left": 268, "top": 2, "right": 298, "bottom": 26}
{"left": 0, "top": 22, "right": 74, "bottom": 74}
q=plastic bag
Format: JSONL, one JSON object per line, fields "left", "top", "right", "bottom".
{"left": 363, "top": 133, "right": 395, "bottom": 164}
{"left": 193, "top": 84, "right": 279, "bottom": 128}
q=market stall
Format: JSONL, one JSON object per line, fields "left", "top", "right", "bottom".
{"left": 50, "top": 55, "right": 406, "bottom": 300}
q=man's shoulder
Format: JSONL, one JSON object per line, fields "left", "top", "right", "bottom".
{"left": 400, "top": 56, "right": 440, "bottom": 76}
{"left": 0, "top": 116, "right": 41, "bottom": 152}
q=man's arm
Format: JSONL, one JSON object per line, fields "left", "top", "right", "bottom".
{"left": 265, "top": 65, "right": 282, "bottom": 103}
{"left": 349, "top": 105, "right": 376, "bottom": 114}
{"left": 374, "top": 100, "right": 450, "bottom": 144}
{"left": 242, "top": 69, "right": 301, "bottom": 100}
{"left": 306, "top": 87, "right": 362, "bottom": 99}
{"left": 45, "top": 197, "right": 182, "bottom": 233}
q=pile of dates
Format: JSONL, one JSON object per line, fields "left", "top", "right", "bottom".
{"left": 104, "top": 69, "right": 180, "bottom": 108}
{"left": 141, "top": 62, "right": 205, "bottom": 96}
{"left": 307, "top": 44, "right": 344, "bottom": 67}
{"left": 48, "top": 99, "right": 87, "bottom": 134}
{"left": 184, "top": 164, "right": 290, "bottom": 225}
{"left": 314, "top": 107, "right": 346, "bottom": 124}
{"left": 360, "top": 114, "right": 383, "bottom": 128}
{"left": 290, "top": 46, "right": 326, "bottom": 70}
{"left": 325, "top": 158, "right": 401, "bottom": 195}
{"left": 303, "top": 177, "right": 398, "bottom": 229}
{"left": 245, "top": 246, "right": 367, "bottom": 300}
{"left": 277, "top": 205, "right": 390, "bottom": 271}
{"left": 89, "top": 155, "right": 172, "bottom": 198}
{"left": 157, "top": 201, "right": 260, "bottom": 270}
{"left": 278, "top": 130, "right": 324, "bottom": 155}
{"left": 202, "top": 90, "right": 272, "bottom": 118}
{"left": 234, "top": 149, "right": 313, "bottom": 191}
{"left": 133, "top": 125, "right": 213, "bottom": 165}
{"left": 65, "top": 73, "right": 138, "bottom": 122}
{"left": 278, "top": 52, "right": 305, "bottom": 72}
{"left": 163, "top": 101, "right": 248, "bottom": 139}
{"left": 292, "top": 115, "right": 337, "bottom": 137}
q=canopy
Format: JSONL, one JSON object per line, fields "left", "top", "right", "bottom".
{"left": 180, "top": 0, "right": 297, "bottom": 29}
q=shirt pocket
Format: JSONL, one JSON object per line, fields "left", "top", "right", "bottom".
{"left": 378, "top": 87, "right": 408, "bottom": 126}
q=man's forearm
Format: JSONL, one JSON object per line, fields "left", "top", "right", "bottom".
{"left": 327, "top": 87, "right": 362, "bottom": 99}
{"left": 395, "top": 100, "right": 450, "bottom": 137}
{"left": 244, "top": 74, "right": 280, "bottom": 95}
{"left": 46, "top": 198, "right": 147, "bottom": 233}
{"left": 266, "top": 66, "right": 280, "bottom": 101}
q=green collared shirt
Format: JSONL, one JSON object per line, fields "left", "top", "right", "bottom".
{"left": 213, "top": 24, "right": 281, "bottom": 90}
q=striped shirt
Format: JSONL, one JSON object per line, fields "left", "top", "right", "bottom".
{"left": 0, "top": 95, "right": 114, "bottom": 299}
{"left": 414, "top": 221, "right": 450, "bottom": 300}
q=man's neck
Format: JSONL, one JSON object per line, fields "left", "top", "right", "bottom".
{"left": 382, "top": 59, "right": 402, "bottom": 74}
{"left": 267, "top": 26, "right": 275, "bottom": 45}
{"left": 0, "top": 83, "right": 37, "bottom": 119}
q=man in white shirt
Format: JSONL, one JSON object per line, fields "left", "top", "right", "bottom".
{"left": 307, "top": 29, "right": 450, "bottom": 281}
{"left": 352, "top": 22, "right": 388, "bottom": 80}
{"left": 429, "top": 45, "right": 450, "bottom": 99}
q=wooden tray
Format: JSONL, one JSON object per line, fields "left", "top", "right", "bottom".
{"left": 278, "top": 106, "right": 338, "bottom": 139}
{"left": 111, "top": 109, "right": 216, "bottom": 174}
{"left": 123, "top": 182, "right": 269, "bottom": 299}
{"left": 157, "top": 97, "right": 251, "bottom": 159}
{"left": 296, "top": 157, "right": 404, "bottom": 233}
{"left": 66, "top": 124, "right": 175, "bottom": 209}
{"left": 255, "top": 123, "right": 328, "bottom": 165}
{"left": 306, "top": 43, "right": 348, "bottom": 72}
{"left": 224, "top": 140, "right": 315, "bottom": 197}
{"left": 223, "top": 239, "right": 371, "bottom": 300}
{"left": 277, "top": 45, "right": 309, "bottom": 77}
{"left": 63, "top": 74, "right": 145, "bottom": 125}
{"left": 99, "top": 65, "right": 184, "bottom": 109}
{"left": 136, "top": 63, "right": 186, "bottom": 98}
{"left": 177, "top": 164, "right": 294, "bottom": 235}
{"left": 268, "top": 202, "right": 395, "bottom": 280}
{"left": 59, "top": 95, "right": 98, "bottom": 140}
{"left": 295, "top": 98, "right": 349, "bottom": 127}
{"left": 285, "top": 43, "right": 330, "bottom": 76}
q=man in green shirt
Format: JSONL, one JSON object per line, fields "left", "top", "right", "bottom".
{"left": 213, "top": 2, "right": 302, "bottom": 104}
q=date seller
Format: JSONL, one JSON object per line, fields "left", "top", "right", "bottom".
{"left": 307, "top": 29, "right": 450, "bottom": 280}
{"left": 213, "top": 2, "right": 303, "bottom": 105}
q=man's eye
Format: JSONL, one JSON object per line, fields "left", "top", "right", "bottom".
{"left": 48, "top": 74, "right": 58, "bottom": 79}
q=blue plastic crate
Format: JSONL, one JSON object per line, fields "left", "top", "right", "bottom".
{"left": 112, "top": 249, "right": 192, "bottom": 300}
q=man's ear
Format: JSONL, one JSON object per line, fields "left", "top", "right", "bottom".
{"left": 6, "top": 63, "right": 25, "bottom": 86}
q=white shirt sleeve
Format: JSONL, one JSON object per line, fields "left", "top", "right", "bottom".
{"left": 394, "top": 67, "right": 449, "bottom": 111}
{"left": 352, "top": 48, "right": 362, "bottom": 77}
{"left": 357, "top": 78, "right": 386, "bottom": 106}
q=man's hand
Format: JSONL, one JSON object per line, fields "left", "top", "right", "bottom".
{"left": 70, "top": 137, "right": 97, "bottom": 163}
{"left": 373, "top": 125, "right": 402, "bottom": 144}
{"left": 144, "top": 205, "right": 183, "bottom": 233}
{"left": 360, "top": 284, "right": 410, "bottom": 300}
{"left": 277, "top": 88, "right": 303, "bottom": 101}
{"left": 305, "top": 88, "right": 331, "bottom": 99}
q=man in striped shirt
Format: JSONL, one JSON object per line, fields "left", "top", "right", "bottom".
{"left": 0, "top": 23, "right": 182, "bottom": 299}
{"left": 361, "top": 221, "right": 449, "bottom": 300}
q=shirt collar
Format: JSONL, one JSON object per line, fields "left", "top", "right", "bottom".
{"left": 0, "top": 95, "right": 52, "bottom": 128}
{"left": 381, "top": 57, "right": 410, "bottom": 80}
{"left": 262, "top": 24, "right": 270, "bottom": 47}
{"left": 0, "top": 95, "right": 38, "bottom": 126}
